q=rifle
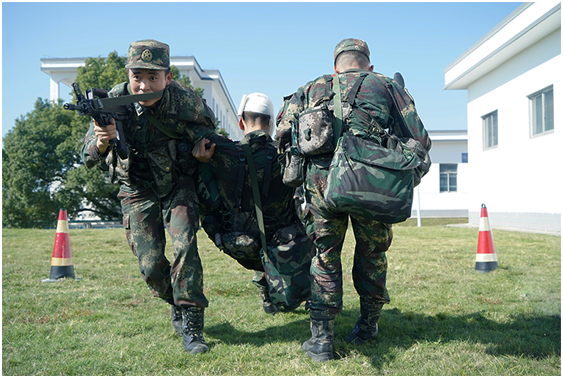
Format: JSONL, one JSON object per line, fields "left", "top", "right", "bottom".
{"left": 63, "top": 82, "right": 163, "bottom": 159}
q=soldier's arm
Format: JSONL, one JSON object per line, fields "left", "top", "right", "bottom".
{"left": 80, "top": 119, "right": 110, "bottom": 171}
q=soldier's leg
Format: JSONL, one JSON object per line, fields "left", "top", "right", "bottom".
{"left": 300, "top": 163, "right": 347, "bottom": 362}
{"left": 162, "top": 175, "right": 208, "bottom": 308}
{"left": 162, "top": 175, "right": 209, "bottom": 354}
{"left": 252, "top": 271, "right": 278, "bottom": 315}
{"left": 120, "top": 189, "right": 174, "bottom": 304}
{"left": 302, "top": 163, "right": 349, "bottom": 313}
{"left": 347, "top": 216, "right": 393, "bottom": 344}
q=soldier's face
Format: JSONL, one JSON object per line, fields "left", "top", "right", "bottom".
{"left": 128, "top": 69, "right": 173, "bottom": 107}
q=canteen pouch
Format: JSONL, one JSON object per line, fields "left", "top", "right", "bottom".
{"left": 324, "top": 132, "right": 421, "bottom": 224}
{"left": 297, "top": 104, "right": 336, "bottom": 156}
{"left": 281, "top": 148, "right": 304, "bottom": 187}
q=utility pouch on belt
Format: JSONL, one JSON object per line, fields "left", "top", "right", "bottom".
{"left": 281, "top": 119, "right": 305, "bottom": 187}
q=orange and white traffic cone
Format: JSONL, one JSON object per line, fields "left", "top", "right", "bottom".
{"left": 475, "top": 204, "right": 498, "bottom": 272}
{"left": 42, "top": 209, "right": 79, "bottom": 282}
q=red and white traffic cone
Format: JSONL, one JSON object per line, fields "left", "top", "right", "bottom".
{"left": 42, "top": 209, "right": 79, "bottom": 282}
{"left": 475, "top": 204, "right": 498, "bottom": 272}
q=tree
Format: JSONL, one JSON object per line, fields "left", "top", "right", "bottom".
{"left": 2, "top": 51, "right": 205, "bottom": 228}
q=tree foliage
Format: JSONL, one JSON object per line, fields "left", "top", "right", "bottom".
{"left": 2, "top": 51, "right": 204, "bottom": 228}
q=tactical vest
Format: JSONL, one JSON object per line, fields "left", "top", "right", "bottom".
{"left": 105, "top": 81, "right": 208, "bottom": 197}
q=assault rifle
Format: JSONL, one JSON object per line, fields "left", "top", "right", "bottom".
{"left": 63, "top": 82, "right": 163, "bottom": 159}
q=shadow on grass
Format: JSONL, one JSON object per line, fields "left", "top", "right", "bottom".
{"left": 205, "top": 307, "right": 561, "bottom": 364}
{"left": 338, "top": 308, "right": 561, "bottom": 366}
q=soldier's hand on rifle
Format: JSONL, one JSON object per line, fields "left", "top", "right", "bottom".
{"left": 192, "top": 138, "right": 216, "bottom": 163}
{"left": 94, "top": 118, "right": 117, "bottom": 154}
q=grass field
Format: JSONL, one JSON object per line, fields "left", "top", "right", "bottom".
{"left": 2, "top": 218, "right": 561, "bottom": 375}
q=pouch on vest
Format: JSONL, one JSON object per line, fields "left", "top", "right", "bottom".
{"left": 297, "top": 103, "right": 336, "bottom": 156}
{"left": 106, "top": 148, "right": 131, "bottom": 185}
{"left": 146, "top": 140, "right": 177, "bottom": 197}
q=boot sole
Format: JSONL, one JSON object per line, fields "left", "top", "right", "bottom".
{"left": 305, "top": 350, "right": 334, "bottom": 362}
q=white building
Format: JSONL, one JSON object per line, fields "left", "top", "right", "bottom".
{"left": 444, "top": 1, "right": 561, "bottom": 233}
{"left": 414, "top": 129, "right": 469, "bottom": 218}
{"left": 40, "top": 56, "right": 243, "bottom": 140}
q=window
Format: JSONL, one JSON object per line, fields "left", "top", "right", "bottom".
{"left": 529, "top": 86, "right": 554, "bottom": 136}
{"left": 482, "top": 111, "right": 498, "bottom": 150}
{"left": 440, "top": 164, "right": 457, "bottom": 193}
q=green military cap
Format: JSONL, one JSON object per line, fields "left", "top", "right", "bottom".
{"left": 333, "top": 38, "right": 370, "bottom": 64}
{"left": 126, "top": 39, "right": 170, "bottom": 70}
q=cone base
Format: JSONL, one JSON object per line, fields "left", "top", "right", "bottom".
{"left": 475, "top": 261, "right": 498, "bottom": 272}
{"left": 43, "top": 265, "right": 76, "bottom": 282}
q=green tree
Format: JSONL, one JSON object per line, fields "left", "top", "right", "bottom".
{"left": 2, "top": 51, "right": 205, "bottom": 228}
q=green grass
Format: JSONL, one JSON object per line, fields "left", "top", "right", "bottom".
{"left": 2, "top": 218, "right": 561, "bottom": 375}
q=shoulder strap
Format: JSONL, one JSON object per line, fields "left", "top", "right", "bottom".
{"left": 143, "top": 111, "right": 183, "bottom": 139}
{"left": 332, "top": 74, "right": 343, "bottom": 146}
{"left": 240, "top": 141, "right": 269, "bottom": 263}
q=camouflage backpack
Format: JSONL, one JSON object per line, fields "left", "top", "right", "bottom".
{"left": 196, "top": 134, "right": 314, "bottom": 308}
{"left": 323, "top": 72, "right": 431, "bottom": 223}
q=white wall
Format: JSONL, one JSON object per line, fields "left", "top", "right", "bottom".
{"left": 466, "top": 29, "right": 561, "bottom": 230}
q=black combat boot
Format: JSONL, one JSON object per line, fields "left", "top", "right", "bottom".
{"left": 182, "top": 307, "right": 209, "bottom": 354}
{"left": 258, "top": 286, "right": 279, "bottom": 315}
{"left": 302, "top": 309, "right": 335, "bottom": 362}
{"left": 346, "top": 299, "right": 384, "bottom": 345}
{"left": 171, "top": 305, "right": 183, "bottom": 336}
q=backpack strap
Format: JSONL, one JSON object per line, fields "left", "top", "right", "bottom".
{"left": 347, "top": 73, "right": 369, "bottom": 106}
{"left": 240, "top": 140, "right": 269, "bottom": 263}
{"left": 261, "top": 147, "right": 275, "bottom": 197}
{"left": 235, "top": 147, "right": 246, "bottom": 209}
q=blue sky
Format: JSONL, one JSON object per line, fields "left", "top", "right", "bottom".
{"left": 2, "top": 1, "right": 523, "bottom": 139}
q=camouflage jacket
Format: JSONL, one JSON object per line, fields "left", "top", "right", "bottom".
{"left": 276, "top": 69, "right": 431, "bottom": 155}
{"left": 81, "top": 80, "right": 217, "bottom": 197}
{"left": 198, "top": 130, "right": 298, "bottom": 240}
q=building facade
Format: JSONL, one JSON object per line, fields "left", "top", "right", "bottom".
{"left": 414, "top": 129, "right": 469, "bottom": 219}
{"left": 40, "top": 55, "right": 243, "bottom": 140}
{"left": 444, "top": 1, "right": 561, "bottom": 233}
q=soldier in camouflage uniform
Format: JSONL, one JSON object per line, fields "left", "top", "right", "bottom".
{"left": 81, "top": 39, "right": 218, "bottom": 355}
{"left": 276, "top": 38, "right": 430, "bottom": 362}
{"left": 192, "top": 93, "right": 315, "bottom": 314}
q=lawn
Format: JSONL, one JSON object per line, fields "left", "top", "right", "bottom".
{"left": 2, "top": 218, "right": 560, "bottom": 375}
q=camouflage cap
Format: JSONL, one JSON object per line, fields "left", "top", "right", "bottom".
{"left": 333, "top": 38, "right": 370, "bottom": 64}
{"left": 126, "top": 39, "right": 170, "bottom": 70}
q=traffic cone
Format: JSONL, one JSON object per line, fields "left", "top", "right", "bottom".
{"left": 42, "top": 209, "right": 79, "bottom": 282}
{"left": 475, "top": 204, "right": 498, "bottom": 272}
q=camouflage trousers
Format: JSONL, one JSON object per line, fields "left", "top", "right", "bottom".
{"left": 302, "top": 160, "right": 393, "bottom": 313}
{"left": 119, "top": 175, "right": 208, "bottom": 308}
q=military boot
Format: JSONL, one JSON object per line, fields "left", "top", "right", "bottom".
{"left": 258, "top": 286, "right": 279, "bottom": 315}
{"left": 302, "top": 309, "right": 335, "bottom": 362}
{"left": 182, "top": 307, "right": 209, "bottom": 355}
{"left": 346, "top": 300, "right": 383, "bottom": 345}
{"left": 171, "top": 305, "right": 183, "bottom": 336}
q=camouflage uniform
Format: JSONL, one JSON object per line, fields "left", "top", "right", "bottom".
{"left": 81, "top": 40, "right": 216, "bottom": 310}
{"left": 277, "top": 39, "right": 430, "bottom": 362}
{"left": 277, "top": 70, "right": 402, "bottom": 314}
{"left": 197, "top": 129, "right": 314, "bottom": 310}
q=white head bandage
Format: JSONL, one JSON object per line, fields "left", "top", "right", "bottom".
{"left": 238, "top": 93, "right": 276, "bottom": 135}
